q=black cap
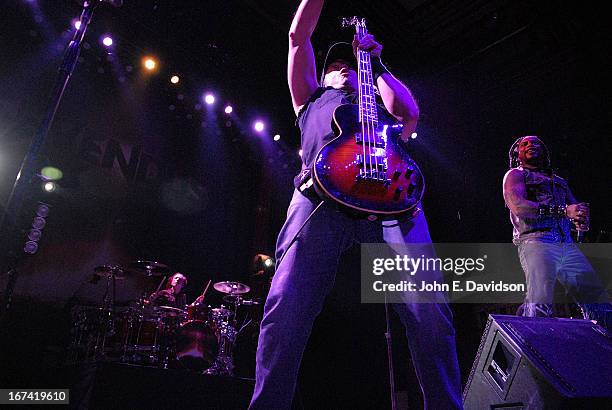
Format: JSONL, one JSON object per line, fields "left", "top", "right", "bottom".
{"left": 319, "top": 42, "right": 355, "bottom": 84}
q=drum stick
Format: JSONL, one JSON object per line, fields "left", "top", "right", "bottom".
{"left": 195, "top": 279, "right": 212, "bottom": 304}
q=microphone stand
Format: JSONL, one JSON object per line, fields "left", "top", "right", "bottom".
{"left": 0, "top": 1, "right": 103, "bottom": 321}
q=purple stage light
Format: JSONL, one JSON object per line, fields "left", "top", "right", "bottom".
{"left": 73, "top": 19, "right": 81, "bottom": 30}
{"left": 273, "top": 134, "right": 281, "bottom": 141}
{"left": 224, "top": 105, "right": 233, "bottom": 114}
{"left": 204, "top": 93, "right": 215, "bottom": 105}
{"left": 170, "top": 75, "right": 180, "bottom": 84}
{"left": 102, "top": 36, "right": 113, "bottom": 47}
{"left": 253, "top": 121, "right": 265, "bottom": 133}
{"left": 411, "top": 132, "right": 418, "bottom": 139}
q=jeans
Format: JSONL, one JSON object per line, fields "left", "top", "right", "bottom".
{"left": 517, "top": 241, "right": 611, "bottom": 320}
{"left": 249, "top": 191, "right": 462, "bottom": 409}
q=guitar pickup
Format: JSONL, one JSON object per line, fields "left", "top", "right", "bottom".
{"left": 356, "top": 154, "right": 387, "bottom": 171}
{"left": 355, "top": 133, "right": 385, "bottom": 147}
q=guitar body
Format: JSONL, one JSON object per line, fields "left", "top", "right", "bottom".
{"left": 313, "top": 103, "right": 424, "bottom": 218}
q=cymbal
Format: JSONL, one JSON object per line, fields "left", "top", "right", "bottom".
{"left": 94, "top": 265, "right": 125, "bottom": 275}
{"left": 213, "top": 281, "right": 250, "bottom": 295}
{"left": 127, "top": 260, "right": 171, "bottom": 276}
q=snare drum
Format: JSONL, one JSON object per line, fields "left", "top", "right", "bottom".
{"left": 186, "top": 303, "right": 209, "bottom": 321}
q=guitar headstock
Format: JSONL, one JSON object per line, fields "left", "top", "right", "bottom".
{"left": 341, "top": 16, "right": 367, "bottom": 35}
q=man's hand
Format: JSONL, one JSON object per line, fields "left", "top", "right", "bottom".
{"left": 352, "top": 33, "right": 382, "bottom": 58}
{"left": 566, "top": 203, "right": 589, "bottom": 224}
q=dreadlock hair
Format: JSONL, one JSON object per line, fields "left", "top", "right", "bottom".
{"left": 508, "top": 135, "right": 552, "bottom": 170}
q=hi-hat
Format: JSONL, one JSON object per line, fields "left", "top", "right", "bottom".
{"left": 92, "top": 265, "right": 125, "bottom": 279}
{"left": 94, "top": 265, "right": 125, "bottom": 274}
{"left": 213, "top": 281, "right": 250, "bottom": 294}
{"left": 222, "top": 294, "right": 243, "bottom": 304}
{"left": 127, "top": 260, "right": 171, "bottom": 276}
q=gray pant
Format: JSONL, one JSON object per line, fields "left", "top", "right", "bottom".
{"left": 517, "top": 241, "right": 610, "bottom": 318}
{"left": 249, "top": 191, "right": 462, "bottom": 409}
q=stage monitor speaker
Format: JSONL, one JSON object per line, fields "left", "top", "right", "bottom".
{"left": 463, "top": 314, "right": 612, "bottom": 409}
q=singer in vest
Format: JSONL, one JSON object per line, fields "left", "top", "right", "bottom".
{"left": 502, "top": 135, "right": 610, "bottom": 320}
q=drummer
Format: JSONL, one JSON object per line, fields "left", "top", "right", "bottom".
{"left": 148, "top": 272, "right": 188, "bottom": 308}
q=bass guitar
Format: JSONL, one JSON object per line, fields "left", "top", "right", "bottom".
{"left": 311, "top": 17, "right": 425, "bottom": 219}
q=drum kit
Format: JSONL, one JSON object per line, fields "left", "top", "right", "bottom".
{"left": 67, "top": 260, "right": 259, "bottom": 375}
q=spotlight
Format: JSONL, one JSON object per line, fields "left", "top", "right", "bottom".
{"left": 273, "top": 134, "right": 281, "bottom": 141}
{"left": 40, "top": 166, "right": 63, "bottom": 181}
{"left": 143, "top": 57, "right": 157, "bottom": 71}
{"left": 170, "top": 75, "right": 180, "bottom": 84}
{"left": 73, "top": 19, "right": 81, "bottom": 30}
{"left": 43, "top": 181, "right": 56, "bottom": 192}
{"left": 253, "top": 254, "right": 274, "bottom": 274}
{"left": 224, "top": 105, "right": 233, "bottom": 114}
{"left": 253, "top": 121, "right": 265, "bottom": 132}
{"left": 411, "top": 132, "right": 418, "bottom": 139}
{"left": 204, "top": 93, "right": 215, "bottom": 105}
{"left": 298, "top": 149, "right": 303, "bottom": 157}
{"left": 102, "top": 36, "right": 113, "bottom": 47}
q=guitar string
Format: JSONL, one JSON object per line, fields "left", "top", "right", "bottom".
{"left": 362, "top": 23, "right": 378, "bottom": 181}
{"left": 359, "top": 24, "right": 373, "bottom": 180}
{"left": 357, "top": 26, "right": 366, "bottom": 179}
{"left": 366, "top": 50, "right": 379, "bottom": 180}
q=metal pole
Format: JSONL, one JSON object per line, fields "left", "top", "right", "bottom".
{"left": 0, "top": 1, "right": 100, "bottom": 320}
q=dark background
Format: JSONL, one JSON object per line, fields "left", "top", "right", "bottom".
{"left": 0, "top": 0, "right": 610, "bottom": 408}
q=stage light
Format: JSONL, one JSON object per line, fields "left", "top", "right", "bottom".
{"left": 411, "top": 132, "right": 418, "bottom": 139}
{"left": 40, "top": 166, "right": 63, "bottom": 181}
{"left": 204, "top": 93, "right": 215, "bottom": 105}
{"left": 143, "top": 57, "right": 157, "bottom": 71}
{"left": 170, "top": 75, "right": 180, "bottom": 84}
{"left": 298, "top": 149, "right": 303, "bottom": 157}
{"left": 73, "top": 20, "right": 81, "bottom": 30}
{"left": 253, "top": 121, "right": 265, "bottom": 132}
{"left": 224, "top": 105, "right": 233, "bottom": 114}
{"left": 43, "top": 181, "right": 56, "bottom": 192}
{"left": 24, "top": 201, "right": 50, "bottom": 255}
{"left": 273, "top": 134, "right": 281, "bottom": 141}
{"left": 253, "top": 254, "right": 274, "bottom": 273}
{"left": 102, "top": 36, "right": 113, "bottom": 47}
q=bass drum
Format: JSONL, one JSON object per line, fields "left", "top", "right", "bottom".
{"left": 175, "top": 320, "right": 219, "bottom": 370}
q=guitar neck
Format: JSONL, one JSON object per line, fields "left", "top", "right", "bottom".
{"left": 355, "top": 23, "right": 378, "bottom": 125}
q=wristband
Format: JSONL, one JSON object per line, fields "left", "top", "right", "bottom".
{"left": 371, "top": 57, "right": 391, "bottom": 81}
{"left": 537, "top": 204, "right": 567, "bottom": 217}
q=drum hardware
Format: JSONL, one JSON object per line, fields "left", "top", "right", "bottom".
{"left": 202, "top": 281, "right": 251, "bottom": 376}
{"left": 68, "top": 273, "right": 257, "bottom": 375}
{"left": 127, "top": 260, "right": 171, "bottom": 277}
{"left": 90, "top": 265, "right": 125, "bottom": 360}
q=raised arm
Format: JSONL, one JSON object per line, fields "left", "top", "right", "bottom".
{"left": 288, "top": 0, "right": 324, "bottom": 116}
{"left": 352, "top": 34, "right": 420, "bottom": 140}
